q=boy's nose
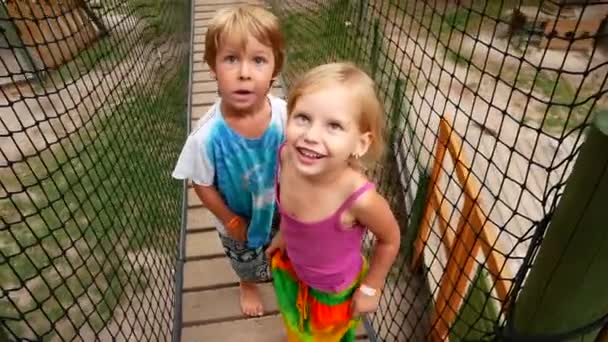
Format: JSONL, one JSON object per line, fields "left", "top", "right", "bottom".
{"left": 238, "top": 62, "right": 251, "bottom": 80}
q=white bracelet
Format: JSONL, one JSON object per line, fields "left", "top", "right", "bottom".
{"left": 358, "top": 284, "right": 378, "bottom": 296}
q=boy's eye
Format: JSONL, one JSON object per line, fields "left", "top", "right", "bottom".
{"left": 254, "top": 56, "right": 266, "bottom": 64}
{"left": 225, "top": 55, "right": 238, "bottom": 63}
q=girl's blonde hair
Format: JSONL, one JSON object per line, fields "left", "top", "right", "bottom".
{"left": 287, "top": 62, "right": 386, "bottom": 165}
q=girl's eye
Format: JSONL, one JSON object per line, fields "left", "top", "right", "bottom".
{"left": 328, "top": 122, "right": 343, "bottom": 131}
{"left": 254, "top": 57, "right": 266, "bottom": 64}
{"left": 225, "top": 55, "right": 237, "bottom": 63}
{"left": 294, "top": 113, "right": 310, "bottom": 124}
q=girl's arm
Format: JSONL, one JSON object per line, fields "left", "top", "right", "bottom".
{"left": 351, "top": 189, "right": 401, "bottom": 291}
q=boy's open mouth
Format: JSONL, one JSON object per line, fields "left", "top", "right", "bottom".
{"left": 234, "top": 89, "right": 252, "bottom": 95}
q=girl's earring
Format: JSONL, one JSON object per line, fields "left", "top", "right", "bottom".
{"left": 350, "top": 153, "right": 360, "bottom": 160}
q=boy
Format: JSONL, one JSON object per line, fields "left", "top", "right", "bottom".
{"left": 172, "top": 5, "right": 286, "bottom": 317}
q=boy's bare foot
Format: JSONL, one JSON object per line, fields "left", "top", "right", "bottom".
{"left": 240, "top": 281, "right": 264, "bottom": 317}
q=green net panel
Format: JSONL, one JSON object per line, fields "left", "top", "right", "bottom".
{"left": 1, "top": 0, "right": 190, "bottom": 340}
{"left": 270, "top": 0, "right": 607, "bottom": 340}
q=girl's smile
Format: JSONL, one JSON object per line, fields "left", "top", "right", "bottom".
{"left": 285, "top": 85, "right": 370, "bottom": 178}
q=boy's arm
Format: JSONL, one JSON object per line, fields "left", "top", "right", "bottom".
{"left": 351, "top": 190, "right": 401, "bottom": 290}
{"left": 193, "top": 183, "right": 247, "bottom": 241}
{"left": 193, "top": 183, "right": 236, "bottom": 224}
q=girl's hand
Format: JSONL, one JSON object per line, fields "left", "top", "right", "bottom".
{"left": 351, "top": 287, "right": 380, "bottom": 317}
{"left": 265, "top": 232, "right": 285, "bottom": 258}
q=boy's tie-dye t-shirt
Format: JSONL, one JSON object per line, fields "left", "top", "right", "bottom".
{"left": 172, "top": 95, "right": 287, "bottom": 248}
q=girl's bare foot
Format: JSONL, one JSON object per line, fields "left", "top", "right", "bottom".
{"left": 239, "top": 281, "right": 264, "bottom": 316}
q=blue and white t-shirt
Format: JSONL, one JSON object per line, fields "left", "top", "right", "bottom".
{"left": 172, "top": 95, "right": 287, "bottom": 248}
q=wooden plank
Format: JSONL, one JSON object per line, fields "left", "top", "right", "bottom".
{"left": 51, "top": 6, "right": 78, "bottom": 56}
{"left": 188, "top": 188, "right": 203, "bottom": 207}
{"left": 194, "top": 27, "right": 208, "bottom": 36}
{"left": 193, "top": 52, "right": 205, "bottom": 63}
{"left": 430, "top": 194, "right": 480, "bottom": 341}
{"left": 6, "top": 1, "right": 99, "bottom": 69}
{"left": 63, "top": 9, "right": 85, "bottom": 51}
{"left": 194, "top": 18, "right": 212, "bottom": 28}
{"left": 192, "top": 104, "right": 214, "bottom": 121}
{"left": 183, "top": 257, "right": 239, "bottom": 291}
{"left": 193, "top": 43, "right": 205, "bottom": 53}
{"left": 192, "top": 92, "right": 217, "bottom": 106}
{"left": 441, "top": 118, "right": 513, "bottom": 302}
{"left": 186, "top": 230, "right": 224, "bottom": 260}
{"left": 192, "top": 81, "right": 217, "bottom": 93}
{"left": 193, "top": 33, "right": 206, "bottom": 45}
{"left": 182, "top": 315, "right": 285, "bottom": 342}
{"left": 193, "top": 71, "right": 214, "bottom": 83}
{"left": 411, "top": 116, "right": 449, "bottom": 271}
{"left": 183, "top": 283, "right": 276, "bottom": 324}
{"left": 426, "top": 118, "right": 515, "bottom": 340}
{"left": 541, "top": 18, "right": 600, "bottom": 51}
{"left": 192, "top": 62, "right": 209, "bottom": 72}
{"left": 192, "top": 10, "right": 216, "bottom": 18}
{"left": 187, "top": 207, "right": 216, "bottom": 231}
{"left": 182, "top": 314, "right": 369, "bottom": 341}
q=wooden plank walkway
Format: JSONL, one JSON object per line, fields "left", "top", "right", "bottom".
{"left": 180, "top": 1, "right": 368, "bottom": 340}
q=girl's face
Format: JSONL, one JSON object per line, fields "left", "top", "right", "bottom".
{"left": 285, "top": 84, "right": 371, "bottom": 178}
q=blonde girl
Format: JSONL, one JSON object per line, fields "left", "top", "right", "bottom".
{"left": 266, "top": 62, "right": 401, "bottom": 341}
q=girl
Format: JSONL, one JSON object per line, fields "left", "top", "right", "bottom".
{"left": 266, "top": 62, "right": 401, "bottom": 341}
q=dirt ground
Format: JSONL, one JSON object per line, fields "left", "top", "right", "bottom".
{"left": 1, "top": 13, "right": 152, "bottom": 167}
{"left": 1, "top": 10, "right": 181, "bottom": 341}
{"left": 366, "top": 0, "right": 607, "bottom": 311}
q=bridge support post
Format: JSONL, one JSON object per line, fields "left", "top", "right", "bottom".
{"left": 509, "top": 112, "right": 608, "bottom": 341}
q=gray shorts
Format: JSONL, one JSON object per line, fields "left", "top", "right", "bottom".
{"left": 218, "top": 216, "right": 279, "bottom": 282}
{"left": 218, "top": 233, "right": 273, "bottom": 282}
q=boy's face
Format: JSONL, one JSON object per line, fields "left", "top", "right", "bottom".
{"left": 212, "top": 34, "right": 275, "bottom": 115}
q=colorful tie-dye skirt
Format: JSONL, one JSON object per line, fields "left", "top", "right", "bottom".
{"left": 270, "top": 251, "right": 368, "bottom": 342}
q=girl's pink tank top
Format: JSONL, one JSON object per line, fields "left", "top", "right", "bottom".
{"left": 275, "top": 144, "right": 373, "bottom": 293}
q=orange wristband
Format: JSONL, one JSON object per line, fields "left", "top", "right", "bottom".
{"left": 225, "top": 216, "right": 242, "bottom": 230}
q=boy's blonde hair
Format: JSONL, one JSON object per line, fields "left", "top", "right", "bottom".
{"left": 287, "top": 62, "right": 386, "bottom": 164}
{"left": 204, "top": 5, "right": 285, "bottom": 76}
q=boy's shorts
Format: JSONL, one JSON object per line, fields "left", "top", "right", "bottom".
{"left": 218, "top": 213, "right": 279, "bottom": 283}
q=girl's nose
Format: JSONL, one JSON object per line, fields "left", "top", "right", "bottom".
{"left": 303, "top": 124, "right": 321, "bottom": 143}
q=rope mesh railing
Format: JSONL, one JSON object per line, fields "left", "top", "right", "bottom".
{"left": 1, "top": 0, "right": 190, "bottom": 340}
{"left": 270, "top": 0, "right": 608, "bottom": 340}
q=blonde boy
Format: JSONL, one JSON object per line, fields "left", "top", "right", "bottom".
{"left": 172, "top": 5, "right": 286, "bottom": 317}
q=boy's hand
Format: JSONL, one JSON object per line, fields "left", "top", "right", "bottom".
{"left": 350, "top": 286, "right": 380, "bottom": 318}
{"left": 265, "top": 232, "right": 285, "bottom": 258}
{"left": 225, "top": 216, "right": 248, "bottom": 242}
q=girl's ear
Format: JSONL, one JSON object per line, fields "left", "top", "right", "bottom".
{"left": 355, "top": 131, "right": 372, "bottom": 158}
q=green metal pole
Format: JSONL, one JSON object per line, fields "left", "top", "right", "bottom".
{"left": 370, "top": 18, "right": 380, "bottom": 78}
{"left": 511, "top": 112, "right": 608, "bottom": 341}
{"left": 0, "top": 323, "right": 14, "bottom": 342}
{"left": 389, "top": 78, "right": 405, "bottom": 145}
